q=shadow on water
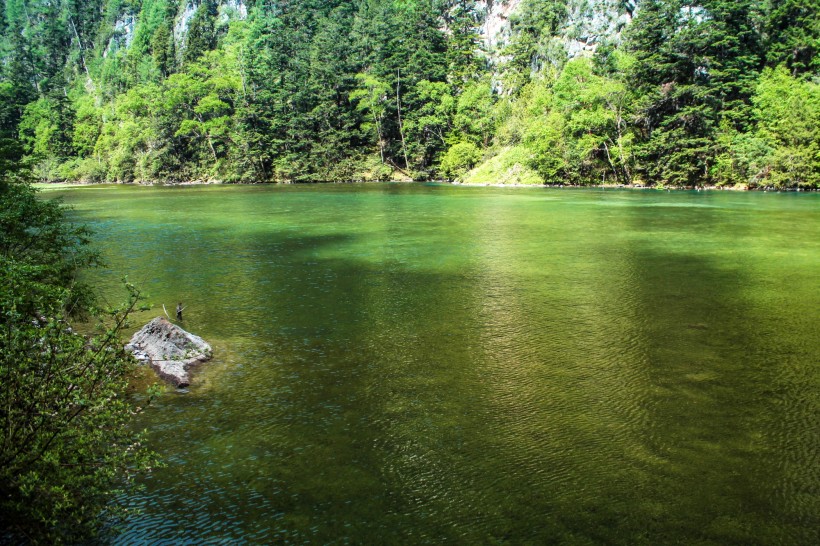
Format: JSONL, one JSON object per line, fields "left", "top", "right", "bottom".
{"left": 562, "top": 194, "right": 820, "bottom": 545}
{"left": 390, "top": 190, "right": 820, "bottom": 545}
{"left": 534, "top": 245, "right": 819, "bottom": 545}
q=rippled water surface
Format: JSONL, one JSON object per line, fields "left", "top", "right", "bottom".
{"left": 51, "top": 184, "right": 819, "bottom": 544}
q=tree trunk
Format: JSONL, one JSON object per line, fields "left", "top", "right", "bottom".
{"left": 396, "top": 70, "right": 409, "bottom": 170}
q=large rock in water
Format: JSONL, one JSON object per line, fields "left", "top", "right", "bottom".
{"left": 125, "top": 317, "right": 212, "bottom": 388}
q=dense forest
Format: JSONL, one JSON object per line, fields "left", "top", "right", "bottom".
{"left": 0, "top": 0, "right": 818, "bottom": 187}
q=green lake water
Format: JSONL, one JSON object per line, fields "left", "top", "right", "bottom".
{"left": 49, "top": 184, "right": 819, "bottom": 544}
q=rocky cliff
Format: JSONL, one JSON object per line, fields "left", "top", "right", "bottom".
{"left": 480, "top": 0, "right": 639, "bottom": 60}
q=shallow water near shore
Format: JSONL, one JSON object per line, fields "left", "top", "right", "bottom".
{"left": 50, "top": 183, "right": 819, "bottom": 544}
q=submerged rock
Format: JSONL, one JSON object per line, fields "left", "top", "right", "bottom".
{"left": 125, "top": 317, "right": 212, "bottom": 388}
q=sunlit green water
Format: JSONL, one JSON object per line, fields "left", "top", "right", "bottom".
{"left": 50, "top": 184, "right": 819, "bottom": 544}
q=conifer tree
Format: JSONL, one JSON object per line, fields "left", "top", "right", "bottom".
{"left": 184, "top": 0, "right": 218, "bottom": 66}
{"left": 764, "top": 0, "right": 820, "bottom": 76}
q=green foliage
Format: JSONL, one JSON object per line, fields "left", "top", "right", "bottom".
{"left": 0, "top": 181, "right": 95, "bottom": 299}
{"left": 503, "top": 0, "right": 569, "bottom": 90}
{"left": 0, "top": 179, "right": 158, "bottom": 544}
{"left": 184, "top": 0, "right": 218, "bottom": 66}
{"left": 553, "top": 56, "right": 636, "bottom": 184}
{"left": 765, "top": 0, "right": 820, "bottom": 76}
{"left": 404, "top": 79, "right": 455, "bottom": 170}
{"left": 524, "top": 108, "right": 568, "bottom": 182}
{"left": 0, "top": 81, "right": 29, "bottom": 180}
{"left": 452, "top": 78, "right": 496, "bottom": 148}
{"left": 710, "top": 121, "right": 772, "bottom": 187}
{"left": 463, "top": 145, "right": 543, "bottom": 185}
{"left": 18, "top": 96, "right": 71, "bottom": 159}
{"left": 17, "top": 93, "right": 76, "bottom": 180}
{"left": 0, "top": 0, "right": 818, "bottom": 186}
{"left": 440, "top": 140, "right": 480, "bottom": 179}
{"left": 490, "top": 56, "right": 637, "bottom": 186}
{"left": 441, "top": 0, "right": 484, "bottom": 84}
{"left": 351, "top": 72, "right": 391, "bottom": 164}
{"left": 751, "top": 66, "right": 820, "bottom": 188}
{"left": 131, "top": 0, "right": 177, "bottom": 60}
{"left": 150, "top": 21, "right": 176, "bottom": 78}
{"left": 71, "top": 93, "right": 102, "bottom": 158}
{"left": 94, "top": 83, "right": 164, "bottom": 182}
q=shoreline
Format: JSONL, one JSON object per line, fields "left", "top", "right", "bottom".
{"left": 34, "top": 179, "right": 818, "bottom": 192}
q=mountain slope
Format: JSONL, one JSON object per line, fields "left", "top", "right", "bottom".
{"left": 1, "top": 0, "right": 818, "bottom": 187}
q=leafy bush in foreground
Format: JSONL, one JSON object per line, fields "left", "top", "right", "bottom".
{"left": 0, "top": 180, "right": 157, "bottom": 544}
